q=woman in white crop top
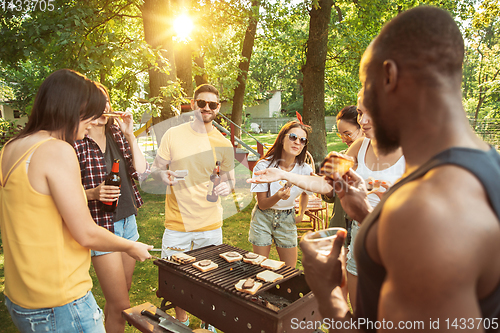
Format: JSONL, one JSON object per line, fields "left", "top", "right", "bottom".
{"left": 246, "top": 95, "right": 406, "bottom": 308}
{"left": 249, "top": 121, "right": 312, "bottom": 268}
{"left": 343, "top": 94, "right": 406, "bottom": 311}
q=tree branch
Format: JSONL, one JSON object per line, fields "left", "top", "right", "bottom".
{"left": 75, "top": 1, "right": 136, "bottom": 61}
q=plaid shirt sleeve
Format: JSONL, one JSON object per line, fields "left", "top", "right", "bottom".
{"left": 110, "top": 125, "right": 148, "bottom": 208}
{"left": 73, "top": 137, "right": 115, "bottom": 232}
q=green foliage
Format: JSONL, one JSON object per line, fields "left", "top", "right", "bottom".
{"left": 462, "top": 0, "right": 500, "bottom": 121}
{"left": 249, "top": 1, "right": 308, "bottom": 107}
{"left": 0, "top": 0, "right": 171, "bottom": 119}
{"left": 0, "top": 0, "right": 498, "bottom": 131}
{"left": 0, "top": 118, "right": 23, "bottom": 149}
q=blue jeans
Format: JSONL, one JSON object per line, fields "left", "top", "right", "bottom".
{"left": 5, "top": 291, "right": 105, "bottom": 333}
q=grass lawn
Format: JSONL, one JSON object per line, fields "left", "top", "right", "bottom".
{"left": 0, "top": 132, "right": 346, "bottom": 332}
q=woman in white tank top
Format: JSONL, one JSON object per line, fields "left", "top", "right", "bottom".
{"left": 344, "top": 95, "right": 406, "bottom": 311}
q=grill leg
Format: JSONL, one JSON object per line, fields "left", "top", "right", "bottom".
{"left": 160, "top": 298, "right": 176, "bottom": 312}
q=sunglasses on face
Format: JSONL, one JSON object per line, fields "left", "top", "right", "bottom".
{"left": 287, "top": 133, "right": 308, "bottom": 145}
{"left": 196, "top": 99, "right": 220, "bottom": 110}
{"left": 336, "top": 128, "right": 360, "bottom": 141}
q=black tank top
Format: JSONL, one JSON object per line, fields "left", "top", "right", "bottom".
{"left": 355, "top": 147, "right": 500, "bottom": 332}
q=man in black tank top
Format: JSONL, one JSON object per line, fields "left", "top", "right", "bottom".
{"left": 300, "top": 6, "right": 500, "bottom": 332}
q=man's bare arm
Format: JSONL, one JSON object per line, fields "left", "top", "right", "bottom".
{"left": 151, "top": 154, "right": 176, "bottom": 185}
{"left": 248, "top": 168, "right": 334, "bottom": 194}
{"left": 376, "top": 166, "right": 499, "bottom": 331}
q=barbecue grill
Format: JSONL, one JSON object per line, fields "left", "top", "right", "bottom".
{"left": 155, "top": 244, "right": 321, "bottom": 333}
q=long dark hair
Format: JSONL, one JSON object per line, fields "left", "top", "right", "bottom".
{"left": 260, "top": 121, "right": 311, "bottom": 167}
{"left": 95, "top": 83, "right": 115, "bottom": 131}
{"left": 337, "top": 105, "right": 360, "bottom": 128}
{"left": 16, "top": 69, "right": 106, "bottom": 145}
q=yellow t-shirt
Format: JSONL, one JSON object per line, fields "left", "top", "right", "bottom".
{"left": 0, "top": 139, "right": 92, "bottom": 309}
{"left": 157, "top": 122, "right": 234, "bottom": 232}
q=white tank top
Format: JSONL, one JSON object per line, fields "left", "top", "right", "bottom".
{"left": 355, "top": 138, "right": 406, "bottom": 207}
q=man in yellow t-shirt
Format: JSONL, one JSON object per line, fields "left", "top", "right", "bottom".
{"left": 151, "top": 83, "right": 235, "bottom": 329}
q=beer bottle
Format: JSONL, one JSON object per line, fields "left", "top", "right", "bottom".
{"left": 207, "top": 161, "right": 221, "bottom": 202}
{"left": 101, "top": 159, "right": 121, "bottom": 212}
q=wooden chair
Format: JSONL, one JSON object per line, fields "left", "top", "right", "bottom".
{"left": 295, "top": 152, "right": 328, "bottom": 233}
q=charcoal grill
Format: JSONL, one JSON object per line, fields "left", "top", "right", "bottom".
{"left": 155, "top": 244, "right": 321, "bottom": 333}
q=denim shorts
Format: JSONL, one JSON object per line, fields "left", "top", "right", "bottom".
{"left": 5, "top": 291, "right": 105, "bottom": 333}
{"left": 91, "top": 214, "right": 140, "bottom": 257}
{"left": 248, "top": 205, "right": 297, "bottom": 248}
{"left": 346, "top": 220, "right": 360, "bottom": 276}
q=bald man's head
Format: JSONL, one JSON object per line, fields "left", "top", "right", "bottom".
{"left": 373, "top": 6, "right": 464, "bottom": 83}
{"left": 358, "top": 6, "right": 466, "bottom": 154}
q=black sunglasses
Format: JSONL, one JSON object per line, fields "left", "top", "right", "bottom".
{"left": 287, "top": 133, "right": 308, "bottom": 145}
{"left": 196, "top": 99, "right": 220, "bottom": 110}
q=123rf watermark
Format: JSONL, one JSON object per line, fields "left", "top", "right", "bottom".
{"left": 2, "top": 0, "right": 55, "bottom": 12}
{"left": 291, "top": 317, "right": 499, "bottom": 330}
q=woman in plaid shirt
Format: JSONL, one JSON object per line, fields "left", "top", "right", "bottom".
{"left": 74, "top": 84, "right": 150, "bottom": 333}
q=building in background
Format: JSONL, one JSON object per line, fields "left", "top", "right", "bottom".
{"left": 0, "top": 102, "right": 28, "bottom": 126}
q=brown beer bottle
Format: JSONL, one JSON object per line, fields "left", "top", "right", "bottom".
{"left": 207, "top": 161, "right": 221, "bottom": 202}
{"left": 101, "top": 159, "right": 121, "bottom": 212}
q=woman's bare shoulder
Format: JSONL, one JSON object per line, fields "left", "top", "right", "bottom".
{"left": 345, "top": 137, "right": 365, "bottom": 160}
{"left": 31, "top": 139, "right": 78, "bottom": 169}
{"left": 37, "top": 138, "right": 75, "bottom": 155}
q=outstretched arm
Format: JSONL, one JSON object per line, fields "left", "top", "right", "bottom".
{"left": 248, "top": 168, "right": 334, "bottom": 194}
{"left": 247, "top": 167, "right": 373, "bottom": 223}
{"left": 43, "top": 141, "right": 152, "bottom": 261}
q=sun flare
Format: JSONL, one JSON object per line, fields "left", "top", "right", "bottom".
{"left": 173, "top": 15, "right": 193, "bottom": 42}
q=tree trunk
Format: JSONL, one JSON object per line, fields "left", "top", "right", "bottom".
{"left": 141, "top": 0, "right": 177, "bottom": 143}
{"left": 301, "top": 0, "right": 333, "bottom": 167}
{"left": 231, "top": 0, "right": 260, "bottom": 139}
{"left": 174, "top": 0, "right": 193, "bottom": 99}
{"left": 175, "top": 43, "right": 193, "bottom": 99}
{"left": 474, "top": 68, "right": 500, "bottom": 128}
{"left": 194, "top": 54, "right": 208, "bottom": 87}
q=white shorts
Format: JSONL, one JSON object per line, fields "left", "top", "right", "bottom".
{"left": 161, "top": 228, "right": 223, "bottom": 258}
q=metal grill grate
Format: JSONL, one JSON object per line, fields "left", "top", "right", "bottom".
{"left": 161, "top": 244, "right": 300, "bottom": 299}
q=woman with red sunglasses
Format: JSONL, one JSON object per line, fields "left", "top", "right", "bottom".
{"left": 248, "top": 121, "right": 312, "bottom": 268}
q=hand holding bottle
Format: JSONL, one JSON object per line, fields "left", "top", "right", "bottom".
{"left": 213, "top": 181, "right": 230, "bottom": 196}
{"left": 101, "top": 159, "right": 122, "bottom": 212}
{"left": 93, "top": 182, "right": 121, "bottom": 202}
{"left": 207, "top": 161, "right": 221, "bottom": 202}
